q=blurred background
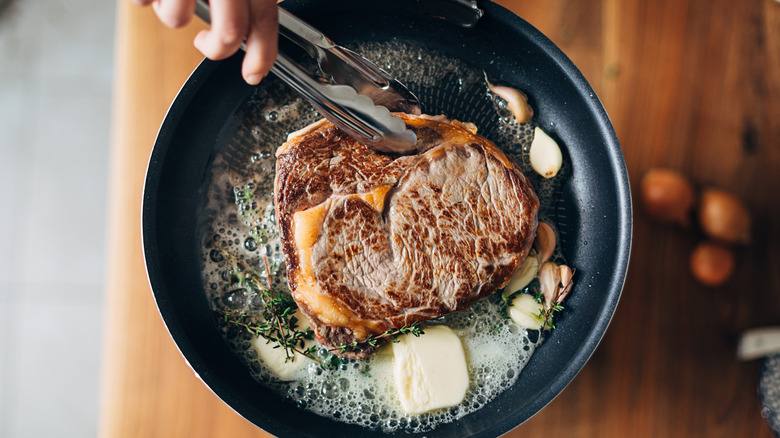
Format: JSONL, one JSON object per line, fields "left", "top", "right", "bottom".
{"left": 0, "top": 0, "right": 114, "bottom": 436}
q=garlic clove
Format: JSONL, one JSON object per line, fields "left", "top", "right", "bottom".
{"left": 529, "top": 127, "right": 563, "bottom": 179}
{"left": 251, "top": 310, "right": 314, "bottom": 379}
{"left": 503, "top": 252, "right": 540, "bottom": 296}
{"left": 534, "top": 222, "right": 556, "bottom": 263}
{"left": 557, "top": 265, "right": 574, "bottom": 304}
{"left": 538, "top": 262, "right": 561, "bottom": 309}
{"left": 508, "top": 293, "right": 546, "bottom": 329}
{"left": 488, "top": 83, "right": 534, "bottom": 123}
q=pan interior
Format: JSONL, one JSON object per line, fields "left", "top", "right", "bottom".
{"left": 200, "top": 40, "right": 570, "bottom": 434}
{"left": 144, "top": 1, "right": 629, "bottom": 436}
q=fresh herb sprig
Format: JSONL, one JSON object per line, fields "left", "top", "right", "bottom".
{"left": 337, "top": 323, "right": 424, "bottom": 355}
{"left": 215, "top": 245, "right": 325, "bottom": 364}
{"left": 533, "top": 293, "right": 564, "bottom": 330}
{"left": 220, "top": 309, "right": 321, "bottom": 362}
{"left": 214, "top": 243, "right": 425, "bottom": 369}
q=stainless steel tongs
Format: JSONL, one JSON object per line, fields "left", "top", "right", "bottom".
{"left": 194, "top": 1, "right": 421, "bottom": 153}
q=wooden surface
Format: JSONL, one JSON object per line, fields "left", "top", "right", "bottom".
{"left": 99, "top": 0, "right": 780, "bottom": 436}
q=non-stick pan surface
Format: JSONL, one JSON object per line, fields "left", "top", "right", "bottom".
{"left": 142, "top": 0, "right": 631, "bottom": 436}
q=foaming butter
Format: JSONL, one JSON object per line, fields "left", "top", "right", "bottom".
{"left": 199, "top": 39, "right": 567, "bottom": 434}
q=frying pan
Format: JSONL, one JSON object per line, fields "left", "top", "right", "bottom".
{"left": 142, "top": 0, "right": 632, "bottom": 436}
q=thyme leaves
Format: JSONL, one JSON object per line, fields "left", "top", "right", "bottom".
{"left": 336, "top": 323, "right": 425, "bottom": 355}
{"left": 214, "top": 243, "right": 426, "bottom": 370}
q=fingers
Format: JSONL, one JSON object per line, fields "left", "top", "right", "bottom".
{"left": 194, "top": 0, "right": 251, "bottom": 61}
{"left": 242, "top": 0, "right": 278, "bottom": 84}
{"left": 151, "top": 0, "right": 196, "bottom": 28}
{"left": 134, "top": 0, "right": 278, "bottom": 86}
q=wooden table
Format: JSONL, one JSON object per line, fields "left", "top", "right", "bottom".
{"left": 99, "top": 0, "right": 780, "bottom": 436}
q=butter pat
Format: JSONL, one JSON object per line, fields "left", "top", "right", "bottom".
{"left": 508, "top": 294, "right": 545, "bottom": 329}
{"left": 251, "top": 311, "right": 314, "bottom": 379}
{"left": 392, "top": 325, "right": 469, "bottom": 415}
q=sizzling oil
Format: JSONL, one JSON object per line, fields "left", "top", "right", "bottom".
{"left": 199, "top": 40, "right": 569, "bottom": 433}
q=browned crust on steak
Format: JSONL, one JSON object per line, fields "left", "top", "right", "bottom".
{"left": 275, "top": 114, "right": 539, "bottom": 359}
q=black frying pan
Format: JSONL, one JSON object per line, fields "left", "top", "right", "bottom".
{"left": 142, "top": 0, "right": 632, "bottom": 436}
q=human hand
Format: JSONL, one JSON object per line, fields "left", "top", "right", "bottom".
{"left": 132, "top": 0, "right": 278, "bottom": 85}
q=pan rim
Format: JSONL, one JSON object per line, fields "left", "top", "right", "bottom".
{"left": 142, "top": 1, "right": 632, "bottom": 436}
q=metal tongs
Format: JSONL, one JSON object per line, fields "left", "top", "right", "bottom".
{"left": 194, "top": 1, "right": 421, "bottom": 153}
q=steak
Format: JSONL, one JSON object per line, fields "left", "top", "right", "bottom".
{"left": 274, "top": 114, "right": 539, "bottom": 359}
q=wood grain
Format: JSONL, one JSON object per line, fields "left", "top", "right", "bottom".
{"left": 504, "top": 0, "right": 780, "bottom": 436}
{"left": 99, "top": 2, "right": 271, "bottom": 437}
{"left": 100, "top": 0, "right": 780, "bottom": 437}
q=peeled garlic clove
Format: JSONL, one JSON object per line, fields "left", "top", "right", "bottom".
{"left": 508, "top": 293, "right": 546, "bottom": 329}
{"left": 534, "top": 222, "right": 556, "bottom": 263}
{"left": 538, "top": 262, "right": 561, "bottom": 308}
{"left": 251, "top": 310, "right": 314, "bottom": 379}
{"left": 488, "top": 83, "right": 534, "bottom": 123}
{"left": 557, "top": 265, "right": 574, "bottom": 304}
{"left": 503, "top": 252, "right": 540, "bottom": 297}
{"left": 529, "top": 127, "right": 563, "bottom": 179}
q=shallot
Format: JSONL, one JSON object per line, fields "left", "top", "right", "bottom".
{"left": 698, "top": 188, "right": 751, "bottom": 244}
{"left": 689, "top": 242, "right": 735, "bottom": 287}
{"left": 640, "top": 168, "right": 695, "bottom": 226}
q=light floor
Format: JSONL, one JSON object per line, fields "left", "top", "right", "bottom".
{"left": 0, "top": 0, "right": 115, "bottom": 436}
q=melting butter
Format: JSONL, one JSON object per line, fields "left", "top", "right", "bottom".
{"left": 392, "top": 325, "right": 469, "bottom": 415}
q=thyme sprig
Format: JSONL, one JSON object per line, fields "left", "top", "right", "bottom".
{"left": 214, "top": 242, "right": 426, "bottom": 369}
{"left": 214, "top": 243, "right": 327, "bottom": 365}
{"left": 533, "top": 293, "right": 564, "bottom": 330}
{"left": 219, "top": 309, "right": 321, "bottom": 363}
{"left": 336, "top": 323, "right": 424, "bottom": 355}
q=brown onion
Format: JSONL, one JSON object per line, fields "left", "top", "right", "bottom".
{"left": 640, "top": 168, "right": 695, "bottom": 226}
{"left": 689, "top": 242, "right": 735, "bottom": 287}
{"left": 698, "top": 188, "right": 751, "bottom": 244}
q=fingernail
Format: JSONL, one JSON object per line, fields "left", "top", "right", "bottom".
{"left": 245, "top": 74, "right": 263, "bottom": 85}
{"left": 193, "top": 31, "right": 207, "bottom": 51}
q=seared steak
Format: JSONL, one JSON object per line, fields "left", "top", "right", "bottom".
{"left": 274, "top": 114, "right": 539, "bottom": 359}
